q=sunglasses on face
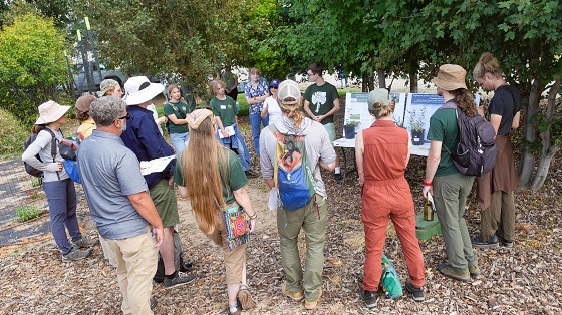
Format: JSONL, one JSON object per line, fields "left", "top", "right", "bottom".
{"left": 117, "top": 113, "right": 130, "bottom": 120}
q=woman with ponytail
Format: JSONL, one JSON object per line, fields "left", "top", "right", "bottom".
{"left": 259, "top": 80, "right": 336, "bottom": 310}
{"left": 472, "top": 52, "right": 521, "bottom": 249}
{"left": 174, "top": 108, "right": 257, "bottom": 314}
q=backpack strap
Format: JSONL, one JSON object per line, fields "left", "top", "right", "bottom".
{"left": 42, "top": 128, "right": 60, "bottom": 180}
{"left": 167, "top": 102, "right": 186, "bottom": 119}
{"left": 439, "top": 101, "right": 459, "bottom": 155}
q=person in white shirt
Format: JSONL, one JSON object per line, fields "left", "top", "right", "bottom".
{"left": 261, "top": 79, "right": 282, "bottom": 124}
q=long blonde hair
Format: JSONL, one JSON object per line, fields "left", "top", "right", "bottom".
{"left": 180, "top": 114, "right": 229, "bottom": 234}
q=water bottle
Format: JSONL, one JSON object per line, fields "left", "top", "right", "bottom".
{"left": 424, "top": 198, "right": 434, "bottom": 221}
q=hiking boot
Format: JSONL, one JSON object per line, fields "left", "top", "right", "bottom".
{"left": 469, "top": 265, "right": 483, "bottom": 279}
{"left": 62, "top": 247, "right": 92, "bottom": 262}
{"left": 237, "top": 285, "right": 256, "bottom": 310}
{"left": 334, "top": 173, "right": 343, "bottom": 183}
{"left": 471, "top": 235, "right": 499, "bottom": 249}
{"left": 163, "top": 271, "right": 197, "bottom": 289}
{"left": 245, "top": 170, "right": 259, "bottom": 179}
{"left": 281, "top": 282, "right": 303, "bottom": 302}
{"left": 438, "top": 264, "right": 471, "bottom": 282}
{"left": 497, "top": 235, "right": 514, "bottom": 248}
{"left": 358, "top": 283, "right": 378, "bottom": 309}
{"left": 305, "top": 289, "right": 322, "bottom": 310}
{"left": 72, "top": 236, "right": 99, "bottom": 248}
{"left": 405, "top": 279, "right": 425, "bottom": 302}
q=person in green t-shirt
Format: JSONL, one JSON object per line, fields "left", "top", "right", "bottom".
{"left": 210, "top": 79, "right": 258, "bottom": 178}
{"left": 423, "top": 64, "right": 480, "bottom": 283}
{"left": 303, "top": 62, "right": 342, "bottom": 182}
{"left": 174, "top": 108, "right": 257, "bottom": 314}
{"left": 164, "top": 84, "right": 191, "bottom": 153}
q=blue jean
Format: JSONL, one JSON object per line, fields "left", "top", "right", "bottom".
{"left": 43, "top": 179, "right": 81, "bottom": 255}
{"left": 249, "top": 113, "right": 269, "bottom": 156}
{"left": 170, "top": 132, "right": 189, "bottom": 154}
{"left": 217, "top": 124, "right": 251, "bottom": 171}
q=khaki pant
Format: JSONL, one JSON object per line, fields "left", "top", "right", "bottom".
{"left": 206, "top": 213, "right": 247, "bottom": 284}
{"left": 277, "top": 195, "right": 327, "bottom": 302}
{"left": 480, "top": 191, "right": 516, "bottom": 241}
{"left": 106, "top": 228, "right": 158, "bottom": 315}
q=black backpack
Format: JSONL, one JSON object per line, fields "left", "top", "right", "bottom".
{"left": 442, "top": 102, "right": 497, "bottom": 177}
{"left": 23, "top": 128, "right": 57, "bottom": 178}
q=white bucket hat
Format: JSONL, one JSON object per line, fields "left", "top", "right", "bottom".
{"left": 123, "top": 76, "right": 164, "bottom": 105}
{"left": 35, "top": 100, "right": 70, "bottom": 125}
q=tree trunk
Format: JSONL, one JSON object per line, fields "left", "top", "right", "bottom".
{"left": 362, "top": 72, "right": 369, "bottom": 92}
{"left": 409, "top": 69, "right": 418, "bottom": 93}
{"left": 518, "top": 80, "right": 544, "bottom": 187}
{"left": 377, "top": 70, "right": 386, "bottom": 90}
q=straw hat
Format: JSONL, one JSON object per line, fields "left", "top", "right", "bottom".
{"left": 123, "top": 76, "right": 164, "bottom": 105}
{"left": 35, "top": 100, "right": 70, "bottom": 125}
{"left": 431, "top": 64, "right": 468, "bottom": 90}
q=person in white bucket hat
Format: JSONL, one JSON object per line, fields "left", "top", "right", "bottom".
{"left": 22, "top": 100, "right": 99, "bottom": 262}
{"left": 120, "top": 76, "right": 197, "bottom": 289}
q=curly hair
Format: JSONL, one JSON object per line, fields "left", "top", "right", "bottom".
{"left": 209, "top": 79, "right": 225, "bottom": 96}
{"left": 473, "top": 52, "right": 503, "bottom": 80}
{"left": 450, "top": 88, "right": 478, "bottom": 117}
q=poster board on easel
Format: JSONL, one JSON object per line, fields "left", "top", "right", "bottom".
{"left": 343, "top": 92, "right": 407, "bottom": 137}
{"left": 403, "top": 93, "right": 481, "bottom": 143}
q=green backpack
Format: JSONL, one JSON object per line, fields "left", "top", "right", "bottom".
{"left": 379, "top": 254, "right": 403, "bottom": 299}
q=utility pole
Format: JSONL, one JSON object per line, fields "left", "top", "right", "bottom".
{"left": 84, "top": 17, "right": 102, "bottom": 82}
{"left": 77, "top": 29, "right": 95, "bottom": 95}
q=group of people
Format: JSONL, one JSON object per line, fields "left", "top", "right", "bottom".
{"left": 354, "top": 52, "right": 520, "bottom": 309}
{"left": 21, "top": 52, "right": 520, "bottom": 313}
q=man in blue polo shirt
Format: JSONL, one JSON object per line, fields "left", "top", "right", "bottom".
{"left": 121, "top": 76, "right": 196, "bottom": 289}
{"left": 78, "top": 96, "right": 164, "bottom": 314}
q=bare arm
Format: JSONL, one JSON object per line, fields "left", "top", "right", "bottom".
{"left": 246, "top": 93, "right": 269, "bottom": 105}
{"left": 490, "top": 114, "right": 502, "bottom": 134}
{"left": 405, "top": 140, "right": 412, "bottom": 168}
{"left": 215, "top": 116, "right": 230, "bottom": 138}
{"left": 320, "top": 98, "right": 340, "bottom": 121}
{"left": 511, "top": 111, "right": 521, "bottom": 129}
{"left": 423, "top": 140, "right": 442, "bottom": 198}
{"left": 232, "top": 186, "right": 257, "bottom": 233}
{"left": 264, "top": 178, "right": 275, "bottom": 189}
{"left": 303, "top": 100, "right": 316, "bottom": 119}
{"left": 355, "top": 131, "right": 365, "bottom": 186}
{"left": 167, "top": 113, "right": 187, "bottom": 125}
{"left": 127, "top": 191, "right": 164, "bottom": 247}
{"left": 177, "top": 185, "right": 188, "bottom": 198}
{"left": 320, "top": 160, "right": 336, "bottom": 171}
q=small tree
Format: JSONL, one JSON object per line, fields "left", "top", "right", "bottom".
{"left": 0, "top": 11, "right": 67, "bottom": 124}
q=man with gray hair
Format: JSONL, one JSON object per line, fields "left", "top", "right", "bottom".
{"left": 78, "top": 96, "right": 164, "bottom": 314}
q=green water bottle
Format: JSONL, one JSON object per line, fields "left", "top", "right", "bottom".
{"left": 424, "top": 198, "right": 434, "bottom": 221}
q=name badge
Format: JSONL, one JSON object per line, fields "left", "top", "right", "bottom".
{"left": 220, "top": 105, "right": 227, "bottom": 109}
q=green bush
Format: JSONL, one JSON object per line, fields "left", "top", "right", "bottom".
{"left": 15, "top": 205, "right": 42, "bottom": 222}
{"left": 0, "top": 108, "right": 30, "bottom": 160}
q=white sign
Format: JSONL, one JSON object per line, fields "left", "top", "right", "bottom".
{"left": 343, "top": 92, "right": 407, "bottom": 137}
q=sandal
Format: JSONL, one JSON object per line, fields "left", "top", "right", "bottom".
{"left": 227, "top": 303, "right": 242, "bottom": 315}
{"left": 237, "top": 284, "right": 256, "bottom": 310}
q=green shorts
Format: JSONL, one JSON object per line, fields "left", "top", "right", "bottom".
{"left": 323, "top": 122, "right": 336, "bottom": 145}
{"left": 149, "top": 179, "right": 180, "bottom": 228}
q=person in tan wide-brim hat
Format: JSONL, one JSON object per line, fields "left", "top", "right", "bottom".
{"left": 431, "top": 64, "right": 468, "bottom": 91}
{"left": 23, "top": 100, "right": 99, "bottom": 262}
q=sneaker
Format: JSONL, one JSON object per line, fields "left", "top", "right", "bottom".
{"left": 405, "top": 279, "right": 425, "bottom": 302}
{"left": 245, "top": 170, "right": 259, "bottom": 179}
{"left": 72, "top": 236, "right": 99, "bottom": 248}
{"left": 237, "top": 285, "right": 256, "bottom": 310}
{"left": 305, "top": 289, "right": 322, "bottom": 310}
{"left": 497, "top": 235, "right": 514, "bottom": 248}
{"left": 281, "top": 282, "right": 304, "bottom": 302}
{"left": 469, "top": 265, "right": 483, "bottom": 279}
{"left": 471, "top": 235, "right": 499, "bottom": 249}
{"left": 358, "top": 283, "right": 378, "bottom": 309}
{"left": 180, "top": 258, "right": 195, "bottom": 272}
{"left": 62, "top": 247, "right": 92, "bottom": 262}
{"left": 334, "top": 173, "right": 343, "bottom": 183}
{"left": 163, "top": 271, "right": 197, "bottom": 289}
{"left": 438, "top": 264, "right": 471, "bottom": 282}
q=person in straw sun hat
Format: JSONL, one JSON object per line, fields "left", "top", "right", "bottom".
{"left": 423, "top": 64, "right": 482, "bottom": 283}
{"left": 22, "top": 100, "right": 98, "bottom": 262}
{"left": 356, "top": 88, "right": 426, "bottom": 307}
{"left": 120, "top": 76, "right": 197, "bottom": 289}
{"left": 259, "top": 79, "right": 336, "bottom": 310}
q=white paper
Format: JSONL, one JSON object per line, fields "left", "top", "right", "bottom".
{"left": 139, "top": 154, "right": 176, "bottom": 176}
{"left": 219, "top": 125, "right": 236, "bottom": 138}
{"left": 268, "top": 187, "right": 278, "bottom": 210}
{"left": 427, "top": 192, "right": 437, "bottom": 212}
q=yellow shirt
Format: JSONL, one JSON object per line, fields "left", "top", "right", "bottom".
{"left": 77, "top": 118, "right": 96, "bottom": 139}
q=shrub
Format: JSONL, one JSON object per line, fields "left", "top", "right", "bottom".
{"left": 0, "top": 108, "right": 30, "bottom": 160}
{"left": 15, "top": 205, "right": 42, "bottom": 222}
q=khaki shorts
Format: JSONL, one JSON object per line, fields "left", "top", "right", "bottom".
{"left": 323, "top": 122, "right": 336, "bottom": 144}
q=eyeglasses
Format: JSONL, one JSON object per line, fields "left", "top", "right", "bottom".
{"left": 270, "top": 86, "right": 278, "bottom": 89}
{"left": 117, "top": 113, "right": 130, "bottom": 120}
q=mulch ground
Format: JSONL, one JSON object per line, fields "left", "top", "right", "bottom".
{"left": 1, "top": 99, "right": 561, "bottom": 315}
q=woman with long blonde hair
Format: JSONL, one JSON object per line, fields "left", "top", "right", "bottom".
{"left": 174, "top": 108, "right": 257, "bottom": 315}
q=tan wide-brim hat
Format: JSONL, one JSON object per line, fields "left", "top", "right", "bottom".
{"left": 431, "top": 64, "right": 468, "bottom": 91}
{"left": 35, "top": 100, "right": 71, "bottom": 125}
{"left": 123, "top": 76, "right": 164, "bottom": 105}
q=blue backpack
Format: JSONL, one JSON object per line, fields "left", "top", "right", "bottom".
{"left": 270, "top": 125, "right": 316, "bottom": 211}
